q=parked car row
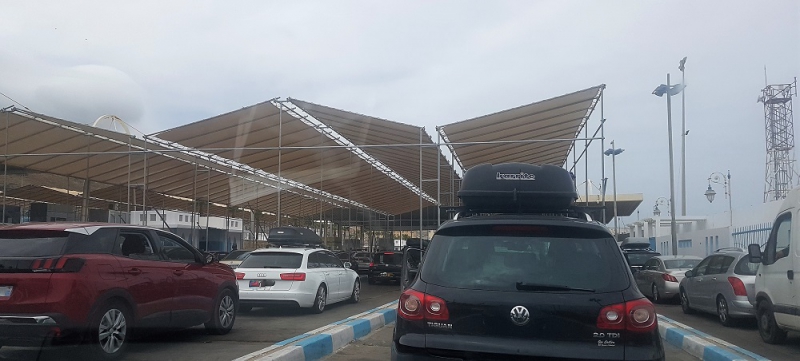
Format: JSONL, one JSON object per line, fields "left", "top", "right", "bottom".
{"left": 0, "top": 224, "right": 380, "bottom": 360}
{"left": 0, "top": 223, "right": 237, "bottom": 360}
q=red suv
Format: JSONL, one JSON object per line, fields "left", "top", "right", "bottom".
{"left": 0, "top": 223, "right": 238, "bottom": 359}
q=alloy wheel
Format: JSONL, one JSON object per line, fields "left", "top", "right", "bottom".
{"left": 98, "top": 309, "right": 127, "bottom": 355}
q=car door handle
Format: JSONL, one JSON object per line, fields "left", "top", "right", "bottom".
{"left": 711, "top": 277, "right": 717, "bottom": 281}
{"left": 788, "top": 270, "right": 794, "bottom": 280}
{"left": 173, "top": 270, "right": 184, "bottom": 276}
{"left": 127, "top": 268, "right": 142, "bottom": 276}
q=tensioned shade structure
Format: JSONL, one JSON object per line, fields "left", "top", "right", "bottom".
{"left": 154, "top": 101, "right": 433, "bottom": 216}
{"left": 0, "top": 108, "right": 346, "bottom": 220}
{"left": 287, "top": 99, "right": 460, "bottom": 207}
{"left": 439, "top": 85, "right": 604, "bottom": 171}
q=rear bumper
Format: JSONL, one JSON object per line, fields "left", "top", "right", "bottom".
{"left": 369, "top": 271, "right": 401, "bottom": 282}
{"left": 661, "top": 282, "right": 681, "bottom": 298}
{"left": 729, "top": 298, "right": 757, "bottom": 317}
{"left": 0, "top": 315, "right": 78, "bottom": 347}
{"left": 238, "top": 289, "right": 317, "bottom": 308}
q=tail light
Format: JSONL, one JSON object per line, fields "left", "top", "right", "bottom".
{"left": 597, "top": 298, "right": 656, "bottom": 333}
{"left": 31, "top": 257, "right": 84, "bottom": 273}
{"left": 662, "top": 273, "right": 679, "bottom": 282}
{"left": 398, "top": 289, "right": 449, "bottom": 321}
{"left": 728, "top": 277, "right": 748, "bottom": 296}
{"left": 235, "top": 272, "right": 245, "bottom": 280}
{"left": 280, "top": 272, "right": 306, "bottom": 281}
{"left": 369, "top": 262, "right": 375, "bottom": 268}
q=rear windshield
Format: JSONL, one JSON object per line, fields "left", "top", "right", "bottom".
{"left": 420, "top": 225, "right": 629, "bottom": 292}
{"left": 373, "top": 253, "right": 402, "bottom": 265}
{"left": 625, "top": 253, "right": 659, "bottom": 266}
{"left": 734, "top": 256, "right": 759, "bottom": 276}
{"left": 664, "top": 259, "right": 700, "bottom": 269}
{"left": 0, "top": 230, "right": 85, "bottom": 257}
{"left": 239, "top": 252, "right": 302, "bottom": 269}
{"left": 222, "top": 250, "right": 250, "bottom": 261}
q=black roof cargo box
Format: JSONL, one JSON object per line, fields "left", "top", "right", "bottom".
{"left": 458, "top": 163, "right": 578, "bottom": 213}
{"left": 268, "top": 226, "right": 322, "bottom": 246}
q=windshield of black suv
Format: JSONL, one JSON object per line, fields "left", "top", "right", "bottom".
{"left": 239, "top": 252, "right": 303, "bottom": 269}
{"left": 421, "top": 225, "right": 629, "bottom": 292}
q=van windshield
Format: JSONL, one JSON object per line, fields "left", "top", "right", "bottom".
{"left": 420, "top": 225, "right": 629, "bottom": 292}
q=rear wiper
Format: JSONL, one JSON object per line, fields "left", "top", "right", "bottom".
{"left": 515, "top": 282, "right": 595, "bottom": 293}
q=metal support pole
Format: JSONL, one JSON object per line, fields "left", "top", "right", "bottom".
{"left": 666, "top": 73, "right": 679, "bottom": 256}
{"left": 277, "top": 104, "right": 283, "bottom": 226}
{"left": 600, "top": 90, "right": 606, "bottom": 224}
{"left": 419, "top": 127, "right": 423, "bottom": 238}
{"left": 585, "top": 113, "right": 589, "bottom": 207}
{"left": 436, "top": 127, "right": 441, "bottom": 227}
{"left": 680, "top": 60, "right": 687, "bottom": 216}
{"left": 727, "top": 171, "right": 733, "bottom": 228}
{"left": 142, "top": 135, "right": 148, "bottom": 226}
{"left": 2, "top": 111, "right": 8, "bottom": 223}
{"left": 205, "top": 167, "right": 210, "bottom": 251}
{"left": 191, "top": 158, "right": 198, "bottom": 246}
{"left": 82, "top": 134, "right": 91, "bottom": 222}
{"left": 611, "top": 140, "right": 619, "bottom": 238}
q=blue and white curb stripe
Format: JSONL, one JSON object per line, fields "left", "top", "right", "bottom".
{"left": 658, "top": 315, "right": 768, "bottom": 361}
{"left": 232, "top": 301, "right": 398, "bottom": 361}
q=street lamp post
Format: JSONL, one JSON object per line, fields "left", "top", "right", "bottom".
{"left": 679, "top": 57, "right": 688, "bottom": 216}
{"left": 705, "top": 171, "right": 733, "bottom": 227}
{"left": 604, "top": 142, "right": 624, "bottom": 240}
{"left": 653, "top": 74, "right": 685, "bottom": 256}
{"left": 653, "top": 197, "right": 670, "bottom": 217}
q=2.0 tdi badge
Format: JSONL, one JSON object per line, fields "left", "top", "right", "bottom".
{"left": 510, "top": 305, "right": 530, "bottom": 326}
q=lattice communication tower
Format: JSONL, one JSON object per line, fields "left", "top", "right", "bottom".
{"left": 760, "top": 78, "right": 797, "bottom": 202}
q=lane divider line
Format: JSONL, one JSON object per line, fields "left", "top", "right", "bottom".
{"left": 657, "top": 315, "right": 768, "bottom": 361}
{"left": 232, "top": 301, "right": 397, "bottom": 361}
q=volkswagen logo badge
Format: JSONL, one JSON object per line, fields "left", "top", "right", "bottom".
{"left": 510, "top": 306, "right": 530, "bottom": 326}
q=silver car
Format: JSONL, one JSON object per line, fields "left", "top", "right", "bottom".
{"left": 636, "top": 255, "right": 703, "bottom": 303}
{"left": 679, "top": 248, "right": 759, "bottom": 326}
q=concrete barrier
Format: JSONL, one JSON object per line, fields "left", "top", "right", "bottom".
{"left": 657, "top": 315, "right": 769, "bottom": 361}
{"left": 232, "top": 301, "right": 397, "bottom": 361}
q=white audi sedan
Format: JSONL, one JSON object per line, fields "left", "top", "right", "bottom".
{"left": 235, "top": 247, "right": 360, "bottom": 313}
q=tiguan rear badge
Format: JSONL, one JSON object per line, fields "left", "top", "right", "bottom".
{"left": 510, "top": 306, "right": 530, "bottom": 326}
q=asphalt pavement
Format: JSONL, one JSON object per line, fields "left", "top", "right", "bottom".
{"left": 655, "top": 301, "right": 800, "bottom": 360}
{"left": 0, "top": 276, "right": 402, "bottom": 361}
{"left": 324, "top": 323, "right": 699, "bottom": 361}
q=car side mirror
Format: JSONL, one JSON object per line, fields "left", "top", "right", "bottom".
{"left": 748, "top": 244, "right": 763, "bottom": 264}
{"left": 343, "top": 262, "right": 352, "bottom": 269}
{"left": 685, "top": 270, "right": 693, "bottom": 278}
{"left": 204, "top": 253, "right": 215, "bottom": 265}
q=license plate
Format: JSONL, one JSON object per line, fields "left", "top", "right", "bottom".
{"left": 387, "top": 273, "right": 394, "bottom": 278}
{"left": 249, "top": 280, "right": 275, "bottom": 288}
{"left": 0, "top": 286, "right": 12, "bottom": 299}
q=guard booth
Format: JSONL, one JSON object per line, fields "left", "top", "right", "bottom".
{"left": 399, "top": 163, "right": 580, "bottom": 291}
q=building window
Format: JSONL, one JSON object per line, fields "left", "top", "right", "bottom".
{"left": 179, "top": 215, "right": 183, "bottom": 222}
{"left": 139, "top": 214, "right": 144, "bottom": 222}
{"left": 150, "top": 214, "right": 156, "bottom": 222}
{"left": 679, "top": 239, "right": 692, "bottom": 248}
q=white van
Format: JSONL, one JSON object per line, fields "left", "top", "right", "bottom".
{"left": 748, "top": 188, "right": 800, "bottom": 344}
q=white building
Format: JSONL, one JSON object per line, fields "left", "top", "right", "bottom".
{"left": 627, "top": 200, "right": 782, "bottom": 258}
{"left": 129, "top": 210, "right": 245, "bottom": 252}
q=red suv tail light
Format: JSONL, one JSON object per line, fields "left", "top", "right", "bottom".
{"left": 31, "top": 257, "right": 84, "bottom": 273}
{"left": 728, "top": 277, "right": 748, "bottom": 296}
{"left": 369, "top": 262, "right": 375, "bottom": 268}
{"left": 280, "top": 272, "right": 306, "bottom": 281}
{"left": 235, "top": 272, "right": 245, "bottom": 280}
{"left": 597, "top": 298, "right": 656, "bottom": 333}
{"left": 398, "top": 289, "right": 450, "bottom": 322}
{"left": 662, "top": 273, "right": 678, "bottom": 282}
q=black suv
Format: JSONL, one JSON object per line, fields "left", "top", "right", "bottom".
{"left": 368, "top": 251, "right": 402, "bottom": 284}
{"left": 392, "top": 163, "right": 664, "bottom": 361}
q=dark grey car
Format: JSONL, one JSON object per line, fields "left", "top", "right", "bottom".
{"left": 679, "top": 248, "right": 759, "bottom": 326}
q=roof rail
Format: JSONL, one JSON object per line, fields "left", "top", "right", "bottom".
{"left": 275, "top": 243, "right": 324, "bottom": 249}
{"left": 715, "top": 247, "right": 744, "bottom": 253}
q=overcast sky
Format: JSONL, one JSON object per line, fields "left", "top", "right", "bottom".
{"left": 1, "top": 0, "right": 799, "bottom": 224}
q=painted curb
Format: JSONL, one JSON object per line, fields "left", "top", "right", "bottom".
{"left": 658, "top": 315, "right": 769, "bottom": 361}
{"left": 232, "top": 301, "right": 398, "bottom": 361}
